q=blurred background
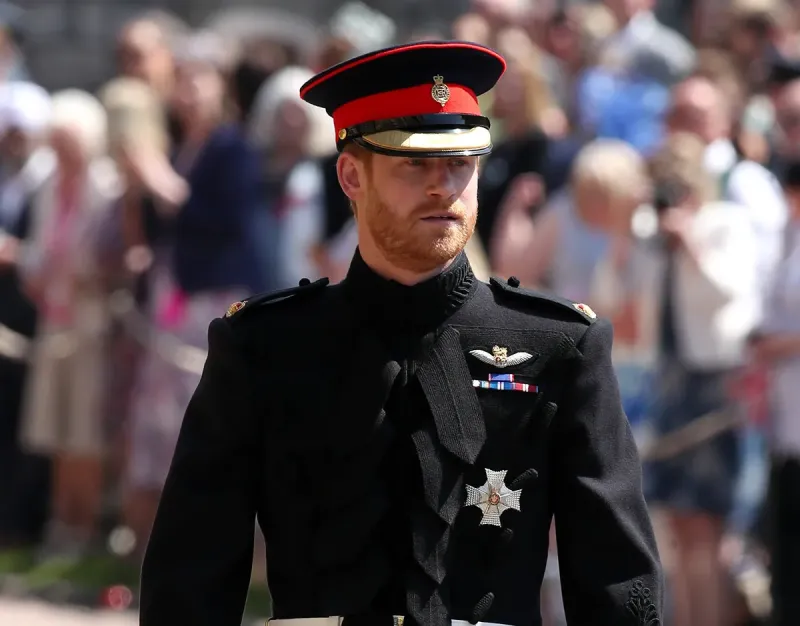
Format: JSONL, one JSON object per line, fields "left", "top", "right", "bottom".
{"left": 0, "top": 0, "right": 800, "bottom": 624}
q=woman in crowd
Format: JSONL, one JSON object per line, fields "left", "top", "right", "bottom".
{"left": 475, "top": 27, "right": 566, "bottom": 248}
{"left": 592, "top": 132, "right": 762, "bottom": 626}
{"left": 490, "top": 138, "right": 648, "bottom": 298}
{"left": 542, "top": 2, "right": 618, "bottom": 131}
{"left": 19, "top": 90, "right": 120, "bottom": 560}
{"left": 98, "top": 75, "right": 174, "bottom": 551}
{"left": 248, "top": 64, "right": 338, "bottom": 288}
{"left": 124, "top": 32, "right": 268, "bottom": 560}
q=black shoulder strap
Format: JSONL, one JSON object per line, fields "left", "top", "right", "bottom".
{"left": 225, "top": 278, "right": 330, "bottom": 321}
{"left": 489, "top": 276, "right": 596, "bottom": 324}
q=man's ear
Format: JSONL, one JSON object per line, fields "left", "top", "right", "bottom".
{"left": 337, "top": 151, "right": 368, "bottom": 204}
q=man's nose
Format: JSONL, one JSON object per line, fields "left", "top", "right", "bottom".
{"left": 426, "top": 161, "right": 458, "bottom": 199}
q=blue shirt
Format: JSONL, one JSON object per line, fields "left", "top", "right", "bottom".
{"left": 172, "top": 125, "right": 270, "bottom": 295}
{"left": 577, "top": 68, "right": 670, "bottom": 155}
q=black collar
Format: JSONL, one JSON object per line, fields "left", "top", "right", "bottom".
{"left": 342, "top": 248, "right": 476, "bottom": 330}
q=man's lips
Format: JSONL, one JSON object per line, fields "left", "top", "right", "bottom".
{"left": 420, "top": 212, "right": 461, "bottom": 221}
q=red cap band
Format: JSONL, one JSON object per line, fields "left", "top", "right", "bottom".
{"left": 332, "top": 83, "right": 480, "bottom": 139}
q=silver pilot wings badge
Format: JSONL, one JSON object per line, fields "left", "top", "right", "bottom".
{"left": 465, "top": 469, "right": 522, "bottom": 526}
{"left": 469, "top": 345, "right": 533, "bottom": 368}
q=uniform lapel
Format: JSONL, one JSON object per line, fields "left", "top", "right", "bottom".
{"left": 406, "top": 326, "right": 486, "bottom": 626}
{"left": 416, "top": 325, "right": 486, "bottom": 464}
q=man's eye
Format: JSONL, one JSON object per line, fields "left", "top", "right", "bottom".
{"left": 407, "top": 159, "right": 425, "bottom": 167}
{"left": 450, "top": 159, "right": 468, "bottom": 167}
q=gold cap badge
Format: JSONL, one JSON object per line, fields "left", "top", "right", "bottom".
{"left": 338, "top": 128, "right": 347, "bottom": 141}
{"left": 431, "top": 75, "right": 450, "bottom": 106}
{"left": 225, "top": 301, "right": 245, "bottom": 318}
{"left": 574, "top": 303, "right": 596, "bottom": 319}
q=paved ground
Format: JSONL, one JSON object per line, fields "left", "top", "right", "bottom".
{"left": 0, "top": 597, "right": 267, "bottom": 625}
{"left": 0, "top": 598, "right": 138, "bottom": 625}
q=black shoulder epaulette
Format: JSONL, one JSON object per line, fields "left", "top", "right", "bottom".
{"left": 224, "top": 277, "right": 330, "bottom": 321}
{"left": 489, "top": 276, "right": 597, "bottom": 324}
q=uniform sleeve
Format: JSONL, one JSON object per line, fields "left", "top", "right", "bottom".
{"left": 551, "top": 318, "right": 663, "bottom": 625}
{"left": 139, "top": 318, "right": 261, "bottom": 626}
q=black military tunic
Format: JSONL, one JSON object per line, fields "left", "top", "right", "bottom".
{"left": 139, "top": 250, "right": 663, "bottom": 626}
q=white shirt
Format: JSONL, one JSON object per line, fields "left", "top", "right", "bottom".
{"left": 592, "top": 201, "right": 762, "bottom": 371}
{"left": 704, "top": 139, "right": 788, "bottom": 300}
{"left": 279, "top": 160, "right": 326, "bottom": 286}
{"left": 762, "top": 225, "right": 800, "bottom": 456}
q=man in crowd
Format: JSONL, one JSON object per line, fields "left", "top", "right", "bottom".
{"left": 668, "top": 74, "right": 787, "bottom": 298}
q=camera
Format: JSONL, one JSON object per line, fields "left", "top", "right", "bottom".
{"left": 652, "top": 180, "right": 688, "bottom": 214}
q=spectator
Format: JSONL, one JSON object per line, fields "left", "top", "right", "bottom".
{"left": 229, "top": 27, "right": 309, "bottom": 127}
{"left": 726, "top": 0, "right": 797, "bottom": 91}
{"left": 751, "top": 158, "right": 800, "bottom": 626}
{"left": 579, "top": 56, "right": 672, "bottom": 155}
{"left": 248, "top": 65, "right": 335, "bottom": 288}
{"left": 771, "top": 77, "right": 800, "bottom": 168}
{"left": 100, "top": 77, "right": 172, "bottom": 253}
{"left": 98, "top": 76, "right": 173, "bottom": 529}
{"left": 115, "top": 14, "right": 183, "bottom": 147}
{"left": 452, "top": 11, "right": 492, "bottom": 47}
{"left": 0, "top": 17, "right": 28, "bottom": 83}
{"left": 542, "top": 3, "right": 618, "bottom": 129}
{"left": 667, "top": 74, "right": 788, "bottom": 299}
{"left": 124, "top": 32, "right": 268, "bottom": 560}
{"left": 18, "top": 89, "right": 120, "bottom": 561}
{"left": 476, "top": 30, "right": 565, "bottom": 247}
{"left": 491, "top": 138, "right": 649, "bottom": 297}
{"left": 0, "top": 81, "right": 54, "bottom": 546}
{"left": 310, "top": 36, "right": 356, "bottom": 73}
{"left": 593, "top": 132, "right": 761, "bottom": 626}
{"left": 116, "top": 16, "right": 179, "bottom": 104}
{"left": 601, "top": 0, "right": 696, "bottom": 86}
{"left": 692, "top": 48, "right": 772, "bottom": 164}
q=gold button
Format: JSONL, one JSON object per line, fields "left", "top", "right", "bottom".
{"left": 338, "top": 128, "right": 347, "bottom": 140}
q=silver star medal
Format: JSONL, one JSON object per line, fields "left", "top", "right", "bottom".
{"left": 465, "top": 469, "right": 522, "bottom": 526}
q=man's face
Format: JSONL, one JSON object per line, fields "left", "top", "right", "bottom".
{"left": 667, "top": 79, "right": 727, "bottom": 144}
{"left": 785, "top": 187, "right": 800, "bottom": 218}
{"left": 603, "top": 0, "right": 652, "bottom": 25}
{"left": 49, "top": 126, "right": 86, "bottom": 173}
{"left": 117, "top": 22, "right": 174, "bottom": 92}
{"left": 353, "top": 152, "right": 479, "bottom": 274}
{"left": 272, "top": 100, "right": 310, "bottom": 154}
{"left": 574, "top": 183, "right": 614, "bottom": 231}
{"left": 491, "top": 64, "right": 527, "bottom": 120}
{"left": 774, "top": 83, "right": 800, "bottom": 158}
{"left": 0, "top": 127, "right": 31, "bottom": 165}
{"left": 172, "top": 60, "right": 224, "bottom": 124}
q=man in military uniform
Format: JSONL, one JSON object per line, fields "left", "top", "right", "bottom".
{"left": 140, "top": 42, "right": 663, "bottom": 626}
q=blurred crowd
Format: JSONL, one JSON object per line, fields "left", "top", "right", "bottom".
{"left": 1, "top": 0, "right": 800, "bottom": 624}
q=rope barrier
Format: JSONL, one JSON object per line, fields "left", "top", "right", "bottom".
{"left": 105, "top": 290, "right": 206, "bottom": 376}
{"left": 0, "top": 289, "right": 207, "bottom": 376}
{"left": 638, "top": 409, "right": 744, "bottom": 462}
